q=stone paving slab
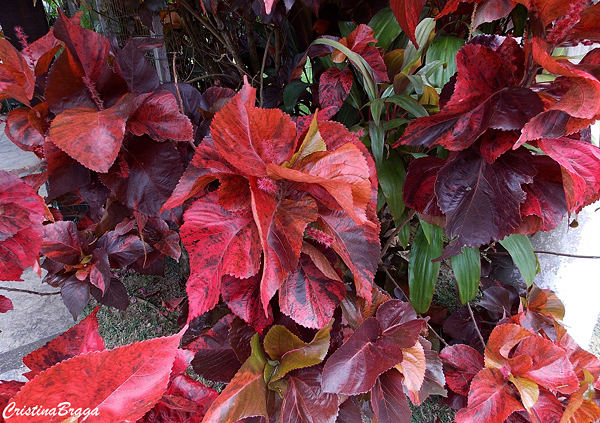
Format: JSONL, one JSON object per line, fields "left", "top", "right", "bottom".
{"left": 0, "top": 122, "right": 43, "bottom": 175}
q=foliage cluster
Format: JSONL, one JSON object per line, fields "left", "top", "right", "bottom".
{"left": 2, "top": 0, "right": 600, "bottom": 422}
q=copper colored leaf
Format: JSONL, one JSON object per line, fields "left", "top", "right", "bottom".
{"left": 5, "top": 107, "right": 45, "bottom": 152}
{"left": 440, "top": 344, "right": 484, "bottom": 396}
{"left": 0, "top": 38, "right": 35, "bottom": 105}
{"left": 370, "top": 369, "right": 412, "bottom": 423}
{"left": 279, "top": 367, "right": 339, "bottom": 423}
{"left": 435, "top": 147, "right": 536, "bottom": 258}
{"left": 412, "top": 342, "right": 447, "bottom": 405}
{"left": 211, "top": 82, "right": 297, "bottom": 177}
{"left": 181, "top": 193, "right": 257, "bottom": 321}
{"left": 319, "top": 67, "right": 353, "bottom": 112}
{"left": 321, "top": 317, "right": 404, "bottom": 395}
{"left": 128, "top": 91, "right": 194, "bottom": 142}
{"left": 221, "top": 274, "right": 273, "bottom": 334}
{"left": 22, "top": 307, "right": 105, "bottom": 380}
{"left": 49, "top": 95, "right": 135, "bottom": 173}
{"left": 455, "top": 368, "right": 524, "bottom": 423}
{"left": 484, "top": 323, "right": 533, "bottom": 369}
{"left": 263, "top": 325, "right": 306, "bottom": 362}
{"left": 396, "top": 339, "right": 427, "bottom": 395}
{"left": 8, "top": 331, "right": 184, "bottom": 423}
{"left": 279, "top": 254, "right": 346, "bottom": 329}
{"left": 0, "top": 295, "right": 13, "bottom": 313}
{"left": 202, "top": 334, "right": 269, "bottom": 423}
{"left": 390, "top": 0, "right": 427, "bottom": 49}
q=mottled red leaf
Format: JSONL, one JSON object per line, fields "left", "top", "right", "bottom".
{"left": 480, "top": 130, "right": 519, "bottom": 164}
{"left": 41, "top": 221, "right": 87, "bottom": 265}
{"left": 115, "top": 40, "right": 161, "bottom": 94}
{"left": 99, "top": 136, "right": 184, "bottom": 216}
{"left": 518, "top": 110, "right": 594, "bottom": 144}
{"left": 538, "top": 137, "right": 600, "bottom": 213}
{"left": 371, "top": 369, "right": 411, "bottom": 423}
{"left": 514, "top": 0, "right": 579, "bottom": 25}
{"left": 202, "top": 334, "right": 269, "bottom": 423}
{"left": 279, "top": 367, "right": 339, "bottom": 423}
{"left": 8, "top": 331, "right": 184, "bottom": 423}
{"left": 49, "top": 94, "right": 135, "bottom": 173}
{"left": 98, "top": 230, "right": 147, "bottom": 268}
{"left": 322, "top": 317, "right": 404, "bottom": 395}
{"left": 181, "top": 193, "right": 257, "bottom": 321}
{"left": 22, "top": 307, "right": 105, "bottom": 379}
{"left": 0, "top": 38, "right": 34, "bottom": 105}
{"left": 484, "top": 323, "right": 533, "bottom": 369}
{"left": 319, "top": 67, "right": 353, "bottom": 112}
{"left": 0, "top": 203, "right": 29, "bottom": 242}
{"left": 279, "top": 254, "right": 345, "bottom": 329}
{"left": 211, "top": 82, "right": 297, "bottom": 177}
{"left": 4, "top": 107, "right": 45, "bottom": 152}
{"left": 440, "top": 344, "right": 484, "bottom": 396}
{"left": 222, "top": 274, "right": 273, "bottom": 334}
{"left": 128, "top": 91, "right": 194, "bottom": 142}
{"left": 455, "top": 368, "right": 524, "bottom": 423}
{"left": 317, "top": 207, "right": 379, "bottom": 303}
{"left": 89, "top": 248, "right": 111, "bottom": 293}
{"left": 22, "top": 29, "right": 61, "bottom": 76}
{"left": 1, "top": 380, "right": 25, "bottom": 422}
{"left": 0, "top": 295, "right": 13, "bottom": 313}
{"left": 390, "top": 0, "right": 427, "bottom": 48}
{"left": 435, "top": 147, "right": 536, "bottom": 258}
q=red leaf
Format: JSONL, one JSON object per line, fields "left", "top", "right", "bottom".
{"left": 514, "top": 0, "right": 579, "bottom": 25}
{"left": 0, "top": 171, "right": 45, "bottom": 281}
{"left": 0, "top": 295, "right": 13, "bottom": 313}
{"left": 402, "top": 156, "right": 446, "bottom": 217}
{"left": 375, "top": 300, "right": 426, "bottom": 345}
{"left": 5, "top": 107, "right": 45, "bottom": 152}
{"left": 127, "top": 91, "right": 194, "bottom": 142}
{"left": 0, "top": 38, "right": 34, "bottom": 105}
{"left": 221, "top": 274, "right": 273, "bottom": 334}
{"left": 472, "top": 0, "right": 517, "bottom": 28}
{"left": 538, "top": 137, "right": 600, "bottom": 213}
{"left": 319, "top": 67, "right": 353, "bottom": 112}
{"left": 211, "top": 81, "right": 297, "bottom": 177}
{"left": 390, "top": 0, "right": 427, "bottom": 49}
{"left": 513, "top": 336, "right": 579, "bottom": 394}
{"left": 22, "top": 29, "right": 62, "bottom": 76}
{"left": 202, "top": 334, "right": 269, "bottom": 423}
{"left": 99, "top": 136, "right": 184, "bottom": 216}
{"left": 480, "top": 130, "right": 519, "bottom": 164}
{"left": 370, "top": 369, "right": 412, "bottom": 423}
{"left": 181, "top": 193, "right": 258, "bottom": 321}
{"left": 518, "top": 110, "right": 594, "bottom": 144}
{"left": 435, "top": 147, "right": 536, "bottom": 258}
{"left": 22, "top": 307, "right": 105, "bottom": 379}
{"left": 41, "top": 221, "right": 87, "bottom": 265}
{"left": 484, "top": 323, "right": 533, "bottom": 369}
{"left": 280, "top": 367, "right": 339, "bottom": 423}
{"left": 53, "top": 9, "right": 110, "bottom": 81}
{"left": 279, "top": 254, "right": 346, "bottom": 329}
{"left": 7, "top": 331, "right": 184, "bottom": 423}
{"left": 1, "top": 380, "right": 25, "bottom": 422}
{"left": 48, "top": 94, "right": 135, "bottom": 173}
{"left": 440, "top": 344, "right": 484, "bottom": 396}
{"left": 322, "top": 317, "right": 404, "bottom": 395}
{"left": 317, "top": 207, "right": 379, "bottom": 303}
{"left": 455, "top": 368, "right": 524, "bottom": 423}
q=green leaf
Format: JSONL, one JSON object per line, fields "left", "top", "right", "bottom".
{"left": 498, "top": 234, "right": 537, "bottom": 286}
{"left": 402, "top": 18, "right": 435, "bottom": 71}
{"left": 370, "top": 120, "right": 385, "bottom": 166}
{"left": 383, "top": 118, "right": 409, "bottom": 131}
{"left": 339, "top": 21, "right": 357, "bottom": 38}
{"left": 409, "top": 223, "right": 443, "bottom": 313}
{"left": 266, "top": 321, "right": 332, "bottom": 384}
{"left": 370, "top": 97, "right": 385, "bottom": 127}
{"left": 407, "top": 75, "right": 425, "bottom": 96}
{"left": 378, "top": 150, "right": 406, "bottom": 224}
{"left": 385, "top": 94, "right": 428, "bottom": 117}
{"left": 264, "top": 325, "right": 306, "bottom": 361}
{"left": 451, "top": 246, "right": 481, "bottom": 304}
{"left": 425, "top": 35, "right": 465, "bottom": 88}
{"left": 283, "top": 80, "right": 310, "bottom": 113}
{"left": 419, "top": 219, "right": 435, "bottom": 245}
{"left": 202, "top": 333, "right": 269, "bottom": 423}
{"left": 369, "top": 7, "right": 402, "bottom": 50}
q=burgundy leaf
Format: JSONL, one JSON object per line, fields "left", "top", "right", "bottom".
{"left": 115, "top": 40, "right": 161, "bottom": 94}
{"left": 8, "top": 331, "right": 184, "bottom": 423}
{"left": 0, "top": 295, "right": 13, "bottom": 313}
{"left": 538, "top": 137, "right": 600, "bottom": 213}
{"left": 163, "top": 82, "right": 208, "bottom": 126}
{"left": 370, "top": 369, "right": 412, "bottom": 423}
{"left": 127, "top": 91, "right": 194, "bottom": 142}
{"left": 89, "top": 248, "right": 111, "bottom": 293}
{"left": 181, "top": 193, "right": 257, "bottom": 321}
{"left": 211, "top": 82, "right": 297, "bottom": 177}
{"left": 435, "top": 147, "right": 536, "bottom": 258}
{"left": 222, "top": 274, "right": 273, "bottom": 334}
{"left": 48, "top": 94, "right": 135, "bottom": 173}
{"left": 44, "top": 140, "right": 91, "bottom": 201}
{"left": 5, "top": 107, "right": 44, "bottom": 152}
{"left": 22, "top": 307, "right": 105, "bottom": 379}
{"left": 279, "top": 254, "right": 346, "bottom": 329}
{"left": 455, "top": 368, "right": 524, "bottom": 423}
{"left": 402, "top": 156, "right": 446, "bottom": 217}
{"left": 472, "top": 0, "right": 517, "bottom": 28}
{"left": 60, "top": 275, "right": 91, "bottom": 319}
{"left": 98, "top": 230, "right": 147, "bottom": 268}
{"left": 100, "top": 136, "right": 184, "bottom": 216}
{"left": 319, "top": 67, "right": 353, "bottom": 112}
{"left": 280, "top": 367, "right": 339, "bottom": 423}
{"left": 41, "top": 221, "right": 87, "bottom": 265}
{"left": 0, "top": 203, "right": 29, "bottom": 242}
{"left": 322, "top": 318, "right": 404, "bottom": 395}
{"left": 90, "top": 277, "right": 129, "bottom": 311}
{"left": 479, "top": 130, "right": 519, "bottom": 164}
{"left": 390, "top": 0, "right": 427, "bottom": 49}
{"left": 336, "top": 398, "right": 363, "bottom": 423}
{"left": 439, "top": 344, "right": 484, "bottom": 396}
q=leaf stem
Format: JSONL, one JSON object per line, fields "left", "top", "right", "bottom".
{"left": 380, "top": 210, "right": 417, "bottom": 259}
{"left": 259, "top": 30, "right": 274, "bottom": 108}
{"left": 428, "top": 323, "right": 449, "bottom": 348}
{"left": 0, "top": 287, "right": 60, "bottom": 296}
{"left": 467, "top": 302, "right": 486, "bottom": 349}
{"left": 489, "top": 250, "right": 600, "bottom": 260}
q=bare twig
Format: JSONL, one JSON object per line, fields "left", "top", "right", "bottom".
{"left": 468, "top": 3, "right": 479, "bottom": 40}
{"left": 185, "top": 73, "right": 232, "bottom": 84}
{"left": 428, "top": 323, "right": 449, "bottom": 347}
{"left": 380, "top": 210, "right": 417, "bottom": 259}
{"left": 172, "top": 53, "right": 197, "bottom": 151}
{"left": 467, "top": 302, "right": 486, "bottom": 348}
{"left": 489, "top": 250, "right": 600, "bottom": 260}
{"left": 0, "top": 287, "right": 60, "bottom": 296}
{"left": 259, "top": 30, "right": 274, "bottom": 108}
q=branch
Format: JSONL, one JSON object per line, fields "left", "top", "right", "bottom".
{"left": 0, "top": 287, "right": 60, "bottom": 296}
{"left": 259, "top": 30, "right": 274, "bottom": 108}
{"left": 467, "top": 302, "right": 486, "bottom": 349}
{"left": 380, "top": 210, "right": 417, "bottom": 259}
{"left": 428, "top": 323, "right": 449, "bottom": 348}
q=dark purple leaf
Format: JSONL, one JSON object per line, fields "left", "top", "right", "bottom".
{"left": 41, "top": 221, "right": 87, "bottom": 265}
{"left": 98, "top": 230, "right": 147, "bottom": 268}
{"left": 89, "top": 248, "right": 111, "bottom": 293}
{"left": 90, "top": 277, "right": 129, "bottom": 310}
{"left": 116, "top": 40, "right": 160, "bottom": 94}
{"left": 44, "top": 140, "right": 91, "bottom": 201}
{"left": 370, "top": 369, "right": 411, "bottom": 423}
{"left": 60, "top": 275, "right": 91, "bottom": 319}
